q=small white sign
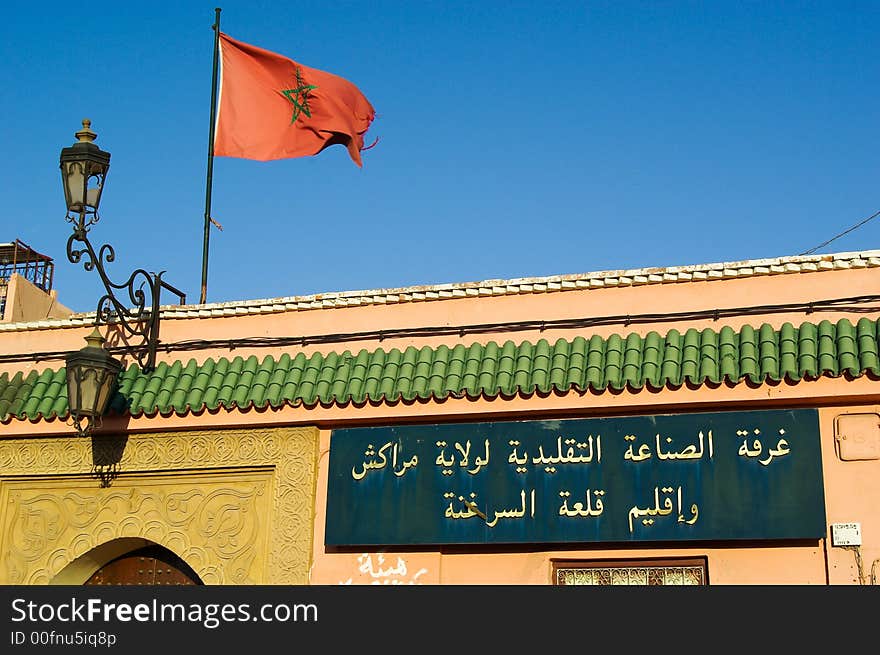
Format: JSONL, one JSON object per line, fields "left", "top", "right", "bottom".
{"left": 831, "top": 522, "right": 862, "bottom": 546}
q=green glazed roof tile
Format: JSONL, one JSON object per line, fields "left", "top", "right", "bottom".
{"left": 431, "top": 346, "right": 452, "bottom": 397}
{"left": 198, "top": 358, "right": 223, "bottom": 410}
{"left": 3, "top": 317, "right": 880, "bottom": 423}
{"left": 264, "top": 354, "right": 288, "bottom": 406}
{"left": 621, "top": 333, "right": 641, "bottom": 387}
{"left": 603, "top": 334, "right": 623, "bottom": 390}
{"left": 0, "top": 373, "right": 19, "bottom": 418}
{"left": 372, "top": 348, "right": 396, "bottom": 401}
{"left": 680, "top": 329, "right": 700, "bottom": 383}
{"left": 279, "top": 353, "right": 304, "bottom": 401}
{"left": 566, "top": 337, "right": 587, "bottom": 388}
{"left": 698, "top": 329, "right": 717, "bottom": 383}
{"left": 817, "top": 320, "right": 838, "bottom": 375}
{"left": 759, "top": 323, "right": 778, "bottom": 380}
{"left": 356, "top": 350, "right": 378, "bottom": 402}
{"left": 156, "top": 360, "right": 183, "bottom": 411}
{"left": 215, "top": 356, "right": 242, "bottom": 406}
{"left": 640, "top": 332, "right": 661, "bottom": 389}
{"left": 658, "top": 330, "right": 681, "bottom": 386}
{"left": 251, "top": 359, "right": 272, "bottom": 407}
{"left": 513, "top": 340, "right": 533, "bottom": 391}
{"left": 718, "top": 326, "right": 739, "bottom": 381}
{"left": 24, "top": 369, "right": 58, "bottom": 418}
{"left": 181, "top": 359, "right": 206, "bottom": 411}
{"left": 778, "top": 324, "right": 798, "bottom": 380}
{"left": 837, "top": 319, "right": 859, "bottom": 376}
{"left": 857, "top": 318, "right": 879, "bottom": 372}
{"left": 797, "top": 322, "right": 818, "bottom": 379}
{"left": 738, "top": 325, "right": 758, "bottom": 383}
{"left": 583, "top": 334, "right": 605, "bottom": 390}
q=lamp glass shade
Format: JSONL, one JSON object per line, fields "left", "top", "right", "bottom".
{"left": 60, "top": 161, "right": 105, "bottom": 214}
{"left": 59, "top": 120, "right": 110, "bottom": 216}
{"left": 65, "top": 329, "right": 122, "bottom": 425}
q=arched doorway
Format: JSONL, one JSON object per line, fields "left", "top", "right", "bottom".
{"left": 84, "top": 544, "right": 203, "bottom": 586}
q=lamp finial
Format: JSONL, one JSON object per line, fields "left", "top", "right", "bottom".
{"left": 75, "top": 119, "right": 97, "bottom": 144}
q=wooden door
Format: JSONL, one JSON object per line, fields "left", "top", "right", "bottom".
{"left": 84, "top": 545, "right": 202, "bottom": 585}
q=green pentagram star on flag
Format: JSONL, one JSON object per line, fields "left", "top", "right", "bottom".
{"left": 280, "top": 68, "right": 318, "bottom": 123}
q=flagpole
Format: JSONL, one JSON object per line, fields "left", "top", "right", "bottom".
{"left": 200, "top": 7, "right": 222, "bottom": 305}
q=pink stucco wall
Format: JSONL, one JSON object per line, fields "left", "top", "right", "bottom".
{"left": 1, "top": 258, "right": 878, "bottom": 584}
{"left": 308, "top": 405, "right": 878, "bottom": 585}
{"left": 1, "top": 264, "right": 877, "bottom": 375}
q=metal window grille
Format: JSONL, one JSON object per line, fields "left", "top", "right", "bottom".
{"left": 554, "top": 560, "right": 706, "bottom": 585}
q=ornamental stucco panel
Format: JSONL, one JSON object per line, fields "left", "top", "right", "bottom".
{"left": 0, "top": 427, "right": 319, "bottom": 585}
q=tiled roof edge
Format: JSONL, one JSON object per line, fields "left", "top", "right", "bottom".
{"left": 2, "top": 316, "right": 879, "bottom": 423}
{"left": 4, "top": 249, "right": 880, "bottom": 331}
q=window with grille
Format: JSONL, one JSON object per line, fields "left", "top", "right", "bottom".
{"left": 552, "top": 558, "right": 707, "bottom": 585}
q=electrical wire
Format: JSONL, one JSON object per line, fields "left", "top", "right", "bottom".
{"left": 799, "top": 208, "right": 880, "bottom": 256}
{"left": 847, "top": 545, "right": 866, "bottom": 585}
{"left": 2, "top": 292, "right": 880, "bottom": 366}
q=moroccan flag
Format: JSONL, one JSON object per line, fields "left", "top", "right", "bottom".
{"left": 214, "top": 32, "right": 376, "bottom": 167}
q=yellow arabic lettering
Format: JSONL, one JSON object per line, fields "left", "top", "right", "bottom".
{"left": 507, "top": 439, "right": 529, "bottom": 473}
{"left": 393, "top": 454, "right": 418, "bottom": 477}
{"left": 351, "top": 442, "right": 391, "bottom": 480}
{"left": 351, "top": 463, "right": 368, "bottom": 480}
{"left": 655, "top": 433, "right": 707, "bottom": 460}
{"left": 593, "top": 490, "right": 605, "bottom": 514}
{"left": 628, "top": 504, "right": 651, "bottom": 533}
{"left": 738, "top": 438, "right": 763, "bottom": 458}
{"left": 656, "top": 434, "right": 673, "bottom": 460}
{"left": 532, "top": 435, "right": 599, "bottom": 467}
{"left": 435, "top": 440, "right": 455, "bottom": 468}
{"left": 462, "top": 499, "right": 487, "bottom": 521}
{"left": 771, "top": 438, "right": 790, "bottom": 457}
{"left": 673, "top": 488, "right": 699, "bottom": 524}
{"left": 485, "top": 489, "right": 534, "bottom": 527}
{"left": 624, "top": 435, "right": 653, "bottom": 462}
{"left": 564, "top": 437, "right": 595, "bottom": 463}
{"left": 629, "top": 486, "right": 683, "bottom": 532}
{"left": 532, "top": 437, "right": 562, "bottom": 465}
{"left": 443, "top": 491, "right": 481, "bottom": 520}
{"left": 454, "top": 440, "right": 471, "bottom": 467}
{"left": 683, "top": 503, "right": 699, "bottom": 525}
{"left": 467, "top": 439, "right": 491, "bottom": 474}
{"left": 559, "top": 489, "right": 605, "bottom": 517}
{"left": 655, "top": 486, "right": 675, "bottom": 516}
{"left": 558, "top": 490, "right": 572, "bottom": 516}
{"left": 758, "top": 438, "right": 790, "bottom": 466}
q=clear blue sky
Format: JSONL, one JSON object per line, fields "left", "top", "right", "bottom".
{"left": 3, "top": 1, "right": 878, "bottom": 313}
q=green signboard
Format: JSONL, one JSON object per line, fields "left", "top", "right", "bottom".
{"left": 325, "top": 408, "right": 826, "bottom": 546}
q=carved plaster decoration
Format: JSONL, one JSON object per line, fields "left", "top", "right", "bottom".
{"left": 0, "top": 427, "right": 319, "bottom": 585}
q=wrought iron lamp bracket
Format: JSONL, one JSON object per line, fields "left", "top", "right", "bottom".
{"left": 66, "top": 214, "right": 186, "bottom": 373}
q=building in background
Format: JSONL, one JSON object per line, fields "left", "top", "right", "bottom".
{"left": 0, "top": 239, "right": 72, "bottom": 324}
{"left": 0, "top": 248, "right": 878, "bottom": 585}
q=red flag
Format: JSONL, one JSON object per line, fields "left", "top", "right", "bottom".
{"left": 214, "top": 32, "right": 376, "bottom": 167}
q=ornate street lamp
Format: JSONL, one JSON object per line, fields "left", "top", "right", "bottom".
{"left": 59, "top": 119, "right": 186, "bottom": 368}
{"left": 59, "top": 119, "right": 110, "bottom": 227}
{"left": 65, "top": 328, "right": 122, "bottom": 438}
{"left": 60, "top": 119, "right": 187, "bottom": 435}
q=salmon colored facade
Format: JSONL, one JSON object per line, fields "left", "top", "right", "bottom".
{"left": 1, "top": 249, "right": 879, "bottom": 585}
